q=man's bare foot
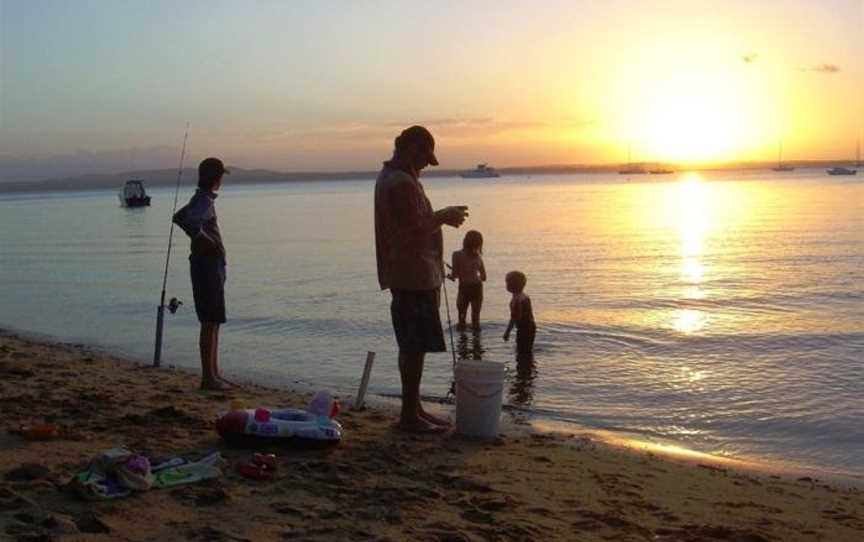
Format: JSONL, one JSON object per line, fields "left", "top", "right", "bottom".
{"left": 418, "top": 408, "right": 452, "bottom": 427}
{"left": 396, "top": 418, "right": 447, "bottom": 434}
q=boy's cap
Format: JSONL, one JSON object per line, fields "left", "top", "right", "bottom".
{"left": 199, "top": 157, "right": 230, "bottom": 179}
{"left": 396, "top": 125, "right": 438, "bottom": 166}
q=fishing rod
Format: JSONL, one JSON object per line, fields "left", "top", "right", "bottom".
{"left": 153, "top": 123, "right": 190, "bottom": 367}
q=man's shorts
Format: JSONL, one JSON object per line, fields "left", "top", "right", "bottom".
{"left": 390, "top": 288, "right": 446, "bottom": 353}
{"left": 190, "top": 255, "right": 226, "bottom": 324}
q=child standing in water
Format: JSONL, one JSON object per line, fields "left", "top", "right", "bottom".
{"left": 503, "top": 271, "right": 536, "bottom": 356}
{"left": 448, "top": 230, "right": 486, "bottom": 331}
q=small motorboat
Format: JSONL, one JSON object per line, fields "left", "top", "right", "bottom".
{"left": 460, "top": 164, "right": 500, "bottom": 178}
{"left": 119, "top": 180, "right": 151, "bottom": 207}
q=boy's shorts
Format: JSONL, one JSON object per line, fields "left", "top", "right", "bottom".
{"left": 516, "top": 321, "right": 536, "bottom": 355}
{"left": 390, "top": 288, "right": 446, "bottom": 353}
{"left": 190, "top": 255, "right": 226, "bottom": 324}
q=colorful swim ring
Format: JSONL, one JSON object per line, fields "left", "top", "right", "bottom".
{"left": 216, "top": 407, "right": 342, "bottom": 447}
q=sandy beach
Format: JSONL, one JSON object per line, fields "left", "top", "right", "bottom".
{"left": 1, "top": 330, "right": 862, "bottom": 542}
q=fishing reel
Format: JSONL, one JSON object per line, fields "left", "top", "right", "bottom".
{"left": 168, "top": 297, "right": 183, "bottom": 314}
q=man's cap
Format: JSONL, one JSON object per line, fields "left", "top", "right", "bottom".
{"left": 396, "top": 125, "right": 438, "bottom": 166}
{"left": 199, "top": 157, "right": 230, "bottom": 179}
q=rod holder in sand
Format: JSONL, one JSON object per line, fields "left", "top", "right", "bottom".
{"left": 352, "top": 351, "right": 375, "bottom": 410}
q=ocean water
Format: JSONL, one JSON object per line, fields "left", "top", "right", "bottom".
{"left": 1, "top": 170, "right": 862, "bottom": 478}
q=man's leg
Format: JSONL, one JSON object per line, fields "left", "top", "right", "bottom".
{"left": 199, "top": 322, "right": 220, "bottom": 389}
{"left": 398, "top": 350, "right": 425, "bottom": 427}
{"left": 211, "top": 323, "right": 220, "bottom": 380}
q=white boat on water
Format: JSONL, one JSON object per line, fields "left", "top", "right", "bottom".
{"left": 119, "top": 180, "right": 151, "bottom": 207}
{"left": 460, "top": 164, "right": 500, "bottom": 178}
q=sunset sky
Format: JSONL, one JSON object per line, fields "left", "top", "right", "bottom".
{"left": 1, "top": 0, "right": 862, "bottom": 180}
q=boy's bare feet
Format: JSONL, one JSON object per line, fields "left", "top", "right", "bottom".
{"left": 217, "top": 375, "right": 240, "bottom": 388}
{"left": 200, "top": 379, "right": 229, "bottom": 391}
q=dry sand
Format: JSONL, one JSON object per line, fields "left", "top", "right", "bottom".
{"left": 1, "top": 330, "right": 862, "bottom": 541}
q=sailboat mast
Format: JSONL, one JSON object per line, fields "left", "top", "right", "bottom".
{"left": 857, "top": 140, "right": 861, "bottom": 168}
{"left": 777, "top": 141, "right": 783, "bottom": 169}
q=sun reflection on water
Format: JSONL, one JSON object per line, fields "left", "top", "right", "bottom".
{"left": 673, "top": 173, "right": 710, "bottom": 334}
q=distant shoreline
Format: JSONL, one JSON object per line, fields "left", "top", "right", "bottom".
{"left": 0, "top": 159, "right": 858, "bottom": 194}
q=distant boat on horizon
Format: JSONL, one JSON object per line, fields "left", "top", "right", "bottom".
{"left": 460, "top": 163, "right": 500, "bottom": 178}
{"left": 826, "top": 167, "right": 857, "bottom": 176}
{"left": 118, "top": 179, "right": 150, "bottom": 207}
{"left": 771, "top": 140, "right": 795, "bottom": 172}
{"left": 649, "top": 168, "right": 675, "bottom": 175}
{"left": 826, "top": 140, "right": 859, "bottom": 176}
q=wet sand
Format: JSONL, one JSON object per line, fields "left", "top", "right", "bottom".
{"left": 1, "top": 330, "right": 863, "bottom": 541}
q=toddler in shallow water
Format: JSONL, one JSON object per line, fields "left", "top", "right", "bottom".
{"left": 503, "top": 270, "right": 536, "bottom": 355}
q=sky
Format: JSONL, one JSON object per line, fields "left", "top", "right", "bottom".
{"left": 0, "top": 0, "right": 862, "bottom": 181}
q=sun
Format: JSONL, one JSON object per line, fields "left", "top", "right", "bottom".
{"left": 634, "top": 70, "right": 753, "bottom": 163}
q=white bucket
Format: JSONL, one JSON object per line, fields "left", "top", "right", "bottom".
{"left": 455, "top": 360, "right": 506, "bottom": 439}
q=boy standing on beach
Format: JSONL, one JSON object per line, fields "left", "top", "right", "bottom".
{"left": 503, "top": 271, "right": 536, "bottom": 357}
{"left": 173, "top": 157, "right": 230, "bottom": 391}
{"left": 374, "top": 126, "right": 469, "bottom": 433}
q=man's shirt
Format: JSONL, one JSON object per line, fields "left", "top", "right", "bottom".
{"left": 374, "top": 162, "right": 443, "bottom": 291}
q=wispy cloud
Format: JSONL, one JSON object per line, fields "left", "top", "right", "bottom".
{"left": 801, "top": 63, "right": 841, "bottom": 73}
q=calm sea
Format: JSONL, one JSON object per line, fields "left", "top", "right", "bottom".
{"left": 1, "top": 170, "right": 861, "bottom": 478}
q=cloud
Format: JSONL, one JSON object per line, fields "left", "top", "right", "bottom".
{"left": 741, "top": 53, "right": 758, "bottom": 64}
{"left": 801, "top": 63, "right": 841, "bottom": 73}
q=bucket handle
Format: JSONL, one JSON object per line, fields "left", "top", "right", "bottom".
{"left": 457, "top": 382, "right": 503, "bottom": 399}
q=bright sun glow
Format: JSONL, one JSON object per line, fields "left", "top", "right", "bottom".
{"left": 636, "top": 71, "right": 750, "bottom": 163}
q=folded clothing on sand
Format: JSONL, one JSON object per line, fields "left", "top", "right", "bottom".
{"left": 69, "top": 448, "right": 224, "bottom": 500}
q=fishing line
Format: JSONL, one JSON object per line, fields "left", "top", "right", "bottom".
{"left": 153, "top": 122, "right": 190, "bottom": 367}
{"left": 442, "top": 264, "right": 458, "bottom": 399}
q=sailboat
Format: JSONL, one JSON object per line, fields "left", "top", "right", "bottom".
{"left": 771, "top": 141, "right": 794, "bottom": 171}
{"left": 618, "top": 144, "right": 646, "bottom": 174}
{"left": 826, "top": 140, "right": 859, "bottom": 176}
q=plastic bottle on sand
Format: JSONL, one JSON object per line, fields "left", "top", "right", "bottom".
{"left": 308, "top": 391, "right": 340, "bottom": 418}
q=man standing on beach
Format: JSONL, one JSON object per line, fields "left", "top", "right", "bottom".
{"left": 173, "top": 158, "right": 230, "bottom": 391}
{"left": 375, "top": 126, "right": 469, "bottom": 432}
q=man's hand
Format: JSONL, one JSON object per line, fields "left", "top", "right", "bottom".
{"left": 437, "top": 205, "right": 469, "bottom": 227}
{"left": 192, "top": 232, "right": 219, "bottom": 257}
